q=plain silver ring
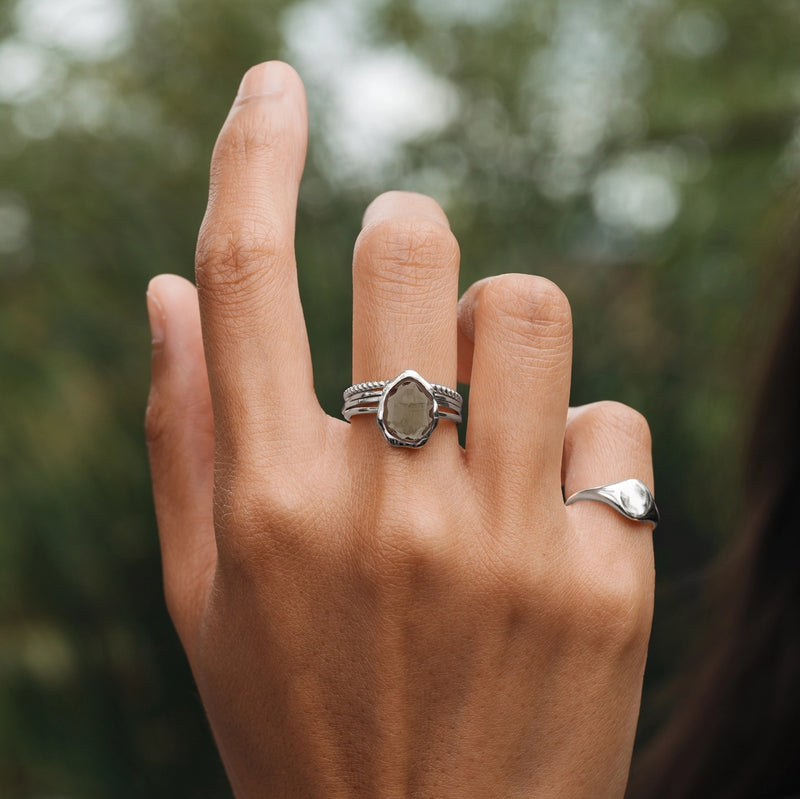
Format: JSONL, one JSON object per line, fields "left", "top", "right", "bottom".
{"left": 565, "top": 479, "right": 659, "bottom": 528}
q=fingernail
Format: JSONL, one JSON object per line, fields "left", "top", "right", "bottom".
{"left": 236, "top": 61, "right": 287, "bottom": 102}
{"left": 146, "top": 290, "right": 165, "bottom": 347}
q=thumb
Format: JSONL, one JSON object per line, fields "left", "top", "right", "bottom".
{"left": 146, "top": 274, "right": 216, "bottom": 657}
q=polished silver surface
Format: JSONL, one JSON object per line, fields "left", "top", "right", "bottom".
{"left": 342, "top": 369, "right": 462, "bottom": 447}
{"left": 565, "top": 478, "right": 659, "bottom": 528}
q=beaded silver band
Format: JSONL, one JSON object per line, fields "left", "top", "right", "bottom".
{"left": 344, "top": 379, "right": 461, "bottom": 403}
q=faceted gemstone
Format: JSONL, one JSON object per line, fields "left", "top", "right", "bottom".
{"left": 382, "top": 376, "right": 435, "bottom": 445}
{"left": 619, "top": 479, "right": 650, "bottom": 518}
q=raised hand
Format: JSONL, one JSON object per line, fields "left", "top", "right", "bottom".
{"left": 146, "top": 61, "right": 655, "bottom": 798}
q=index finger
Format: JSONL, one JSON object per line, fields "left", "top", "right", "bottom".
{"left": 195, "top": 62, "right": 322, "bottom": 457}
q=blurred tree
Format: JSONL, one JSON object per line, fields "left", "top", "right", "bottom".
{"left": 0, "top": 0, "right": 798, "bottom": 794}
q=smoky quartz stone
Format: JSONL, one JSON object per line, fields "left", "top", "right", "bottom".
{"left": 378, "top": 371, "right": 437, "bottom": 446}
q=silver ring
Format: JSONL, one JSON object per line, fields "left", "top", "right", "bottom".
{"left": 342, "top": 369, "right": 463, "bottom": 448}
{"left": 565, "top": 479, "right": 659, "bottom": 528}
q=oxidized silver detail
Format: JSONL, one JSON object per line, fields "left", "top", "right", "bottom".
{"left": 565, "top": 478, "right": 659, "bottom": 528}
{"left": 342, "top": 369, "right": 462, "bottom": 447}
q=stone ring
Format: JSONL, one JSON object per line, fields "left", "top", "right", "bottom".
{"left": 565, "top": 479, "right": 659, "bottom": 528}
{"left": 342, "top": 370, "right": 463, "bottom": 447}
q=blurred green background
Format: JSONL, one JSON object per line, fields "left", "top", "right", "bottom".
{"left": 1, "top": 0, "right": 798, "bottom": 794}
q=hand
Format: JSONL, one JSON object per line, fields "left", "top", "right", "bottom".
{"left": 146, "top": 61, "right": 655, "bottom": 798}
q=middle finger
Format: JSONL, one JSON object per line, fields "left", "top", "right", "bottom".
{"left": 350, "top": 192, "right": 461, "bottom": 452}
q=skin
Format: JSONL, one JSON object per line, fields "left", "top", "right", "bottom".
{"left": 145, "top": 61, "right": 656, "bottom": 798}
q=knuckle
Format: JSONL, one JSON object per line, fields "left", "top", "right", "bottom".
{"left": 211, "top": 105, "right": 285, "bottom": 174}
{"left": 365, "top": 501, "right": 458, "bottom": 586}
{"left": 195, "top": 222, "right": 291, "bottom": 302}
{"left": 213, "top": 461, "right": 334, "bottom": 568}
{"left": 494, "top": 536, "right": 654, "bottom": 650}
{"left": 481, "top": 274, "right": 572, "bottom": 336}
{"left": 216, "top": 468, "right": 301, "bottom": 538}
{"left": 264, "top": 482, "right": 320, "bottom": 542}
{"left": 477, "top": 274, "right": 572, "bottom": 364}
{"left": 354, "top": 216, "right": 460, "bottom": 285}
{"left": 566, "top": 563, "right": 654, "bottom": 649}
{"left": 600, "top": 575, "right": 653, "bottom": 647}
{"left": 579, "top": 401, "right": 652, "bottom": 452}
{"left": 213, "top": 466, "right": 269, "bottom": 541}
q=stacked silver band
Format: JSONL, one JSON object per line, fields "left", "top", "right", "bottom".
{"left": 343, "top": 380, "right": 463, "bottom": 423}
{"left": 342, "top": 369, "right": 463, "bottom": 447}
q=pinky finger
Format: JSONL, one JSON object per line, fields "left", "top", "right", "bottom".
{"left": 562, "top": 401, "right": 655, "bottom": 589}
{"left": 562, "top": 402, "right": 654, "bottom": 502}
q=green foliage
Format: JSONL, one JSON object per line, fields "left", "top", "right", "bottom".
{"left": 1, "top": 0, "right": 798, "bottom": 794}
